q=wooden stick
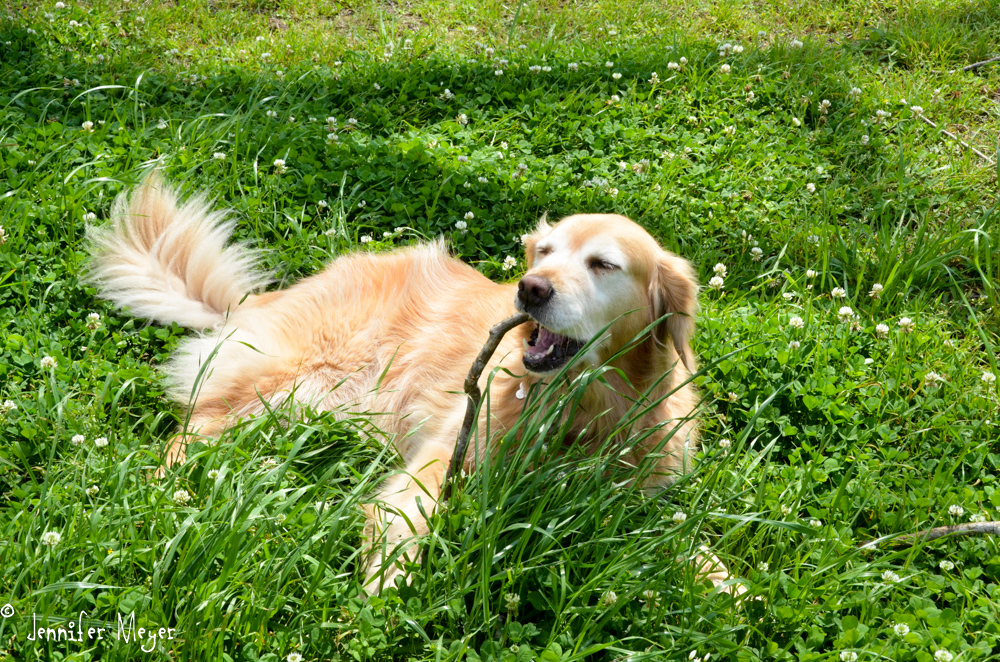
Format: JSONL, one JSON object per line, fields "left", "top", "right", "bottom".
{"left": 956, "top": 56, "right": 1000, "bottom": 73}
{"left": 860, "top": 521, "right": 1000, "bottom": 549}
{"left": 918, "top": 114, "right": 995, "bottom": 165}
{"left": 443, "top": 312, "right": 532, "bottom": 501}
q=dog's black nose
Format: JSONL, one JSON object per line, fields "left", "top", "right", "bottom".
{"left": 517, "top": 274, "right": 554, "bottom": 308}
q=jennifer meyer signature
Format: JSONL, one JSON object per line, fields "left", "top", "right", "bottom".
{"left": 6, "top": 606, "right": 177, "bottom": 653}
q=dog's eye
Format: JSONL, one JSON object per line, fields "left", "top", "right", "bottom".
{"left": 588, "top": 258, "right": 619, "bottom": 272}
{"left": 537, "top": 246, "right": 552, "bottom": 257}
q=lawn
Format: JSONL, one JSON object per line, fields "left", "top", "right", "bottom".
{"left": 1, "top": 0, "right": 1000, "bottom": 660}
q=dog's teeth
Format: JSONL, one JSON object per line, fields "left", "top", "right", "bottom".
{"left": 543, "top": 344, "right": 554, "bottom": 357}
{"left": 523, "top": 339, "right": 531, "bottom": 354}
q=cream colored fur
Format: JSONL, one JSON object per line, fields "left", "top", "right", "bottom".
{"left": 87, "top": 176, "right": 718, "bottom": 594}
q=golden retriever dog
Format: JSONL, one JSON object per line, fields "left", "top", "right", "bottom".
{"left": 86, "top": 175, "right": 711, "bottom": 593}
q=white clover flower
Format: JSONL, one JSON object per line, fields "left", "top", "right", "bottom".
{"left": 806, "top": 182, "right": 816, "bottom": 193}
{"left": 213, "top": 152, "right": 226, "bottom": 160}
{"left": 713, "top": 263, "right": 727, "bottom": 277}
{"left": 934, "top": 650, "right": 953, "bottom": 662}
{"left": 82, "top": 211, "right": 97, "bottom": 222}
{"left": 948, "top": 504, "right": 964, "bottom": 517}
{"left": 287, "top": 653, "right": 303, "bottom": 662}
{"left": 732, "top": 45, "right": 743, "bottom": 53}
{"left": 910, "top": 105, "right": 923, "bottom": 115}
{"left": 605, "top": 61, "right": 614, "bottom": 68}
{"left": 172, "top": 489, "right": 192, "bottom": 506}
{"left": 865, "top": 357, "right": 874, "bottom": 365}
{"left": 708, "top": 276, "right": 724, "bottom": 291}
{"left": 881, "top": 569, "right": 901, "bottom": 583}
{"left": 455, "top": 220, "right": 467, "bottom": 231}
{"left": 42, "top": 530, "right": 62, "bottom": 546}
{"left": 782, "top": 292, "right": 796, "bottom": 300}
{"left": 804, "top": 269, "right": 816, "bottom": 279}
{"left": 789, "top": 316, "right": 805, "bottom": 330}
{"left": 718, "top": 439, "right": 731, "bottom": 449}
{"left": 898, "top": 317, "right": 915, "bottom": 332}
{"left": 457, "top": 155, "right": 469, "bottom": 163}
{"left": 40, "top": 356, "right": 57, "bottom": 369}
{"left": 970, "top": 513, "right": 986, "bottom": 523}
{"left": 360, "top": 234, "right": 373, "bottom": 244}
{"left": 679, "top": 57, "right": 688, "bottom": 65}
{"left": 746, "top": 91, "right": 755, "bottom": 102}
{"left": 55, "top": 1, "right": 66, "bottom": 7}
{"left": 727, "top": 392, "right": 739, "bottom": 402}
{"left": 71, "top": 434, "right": 85, "bottom": 445}
{"left": 789, "top": 340, "right": 801, "bottom": 350}
{"left": 791, "top": 117, "right": 802, "bottom": 128}
{"left": 869, "top": 283, "right": 883, "bottom": 298}
{"left": 780, "top": 504, "right": 793, "bottom": 516}
{"left": 81, "top": 121, "right": 94, "bottom": 132}
{"left": 261, "top": 52, "right": 271, "bottom": 60}
{"left": 477, "top": 176, "right": 488, "bottom": 183}
{"left": 0, "top": 225, "right": 6, "bottom": 244}
{"left": 838, "top": 306, "right": 854, "bottom": 322}
{"left": 600, "top": 591, "right": 618, "bottom": 607}
{"left": 876, "top": 323, "right": 889, "bottom": 336}
{"left": 502, "top": 256, "right": 517, "bottom": 271}
{"left": 849, "top": 86, "right": 862, "bottom": 98}
{"left": 208, "top": 469, "right": 220, "bottom": 479}
{"left": 612, "top": 72, "right": 622, "bottom": 80}
{"left": 982, "top": 371, "right": 996, "bottom": 384}
{"left": 68, "top": 19, "right": 80, "bottom": 28}
{"left": 317, "top": 200, "right": 328, "bottom": 209}
{"left": 751, "top": 247, "right": 763, "bottom": 261}
{"left": 86, "top": 485, "right": 99, "bottom": 497}
{"left": 610, "top": 95, "right": 621, "bottom": 103}
{"left": 671, "top": 511, "right": 687, "bottom": 524}
{"left": 667, "top": 61, "right": 680, "bottom": 71}
{"left": 456, "top": 113, "right": 469, "bottom": 125}
{"left": 568, "top": 62, "right": 578, "bottom": 71}
{"left": 94, "top": 436, "right": 108, "bottom": 448}
{"left": 642, "top": 589, "right": 657, "bottom": 601}
{"left": 720, "top": 63, "right": 731, "bottom": 74}
{"left": 273, "top": 158, "right": 287, "bottom": 174}
{"left": 925, "top": 371, "right": 945, "bottom": 388}
{"left": 893, "top": 622, "right": 910, "bottom": 636}
{"left": 618, "top": 161, "right": 628, "bottom": 171}
{"left": 723, "top": 125, "right": 736, "bottom": 137}
{"left": 831, "top": 287, "right": 846, "bottom": 299}
{"left": 347, "top": 118, "right": 358, "bottom": 126}
{"left": 494, "top": 69, "right": 503, "bottom": 76}
{"left": 809, "top": 519, "right": 822, "bottom": 527}
{"left": 840, "top": 652, "right": 858, "bottom": 662}
{"left": 861, "top": 134, "right": 870, "bottom": 145}
{"left": 790, "top": 39, "right": 803, "bottom": 48}
{"left": 648, "top": 72, "right": 660, "bottom": 84}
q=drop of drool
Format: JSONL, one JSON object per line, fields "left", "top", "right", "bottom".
{"left": 515, "top": 382, "right": 526, "bottom": 400}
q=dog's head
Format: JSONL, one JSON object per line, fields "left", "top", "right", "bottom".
{"left": 515, "top": 214, "right": 697, "bottom": 376}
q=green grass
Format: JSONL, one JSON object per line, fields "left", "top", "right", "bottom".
{"left": 2, "top": 0, "right": 1000, "bottom": 660}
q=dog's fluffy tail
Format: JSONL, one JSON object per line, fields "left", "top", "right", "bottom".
{"left": 85, "top": 174, "right": 269, "bottom": 329}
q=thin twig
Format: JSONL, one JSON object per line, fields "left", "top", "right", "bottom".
{"left": 956, "top": 56, "right": 1000, "bottom": 73}
{"left": 919, "top": 114, "right": 995, "bottom": 165}
{"left": 860, "top": 521, "right": 1000, "bottom": 549}
{"left": 443, "top": 312, "right": 532, "bottom": 501}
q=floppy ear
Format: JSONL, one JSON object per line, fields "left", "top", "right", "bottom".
{"left": 522, "top": 213, "right": 552, "bottom": 270}
{"left": 649, "top": 251, "right": 698, "bottom": 372}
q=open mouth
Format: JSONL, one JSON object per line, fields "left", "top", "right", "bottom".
{"left": 522, "top": 323, "right": 585, "bottom": 373}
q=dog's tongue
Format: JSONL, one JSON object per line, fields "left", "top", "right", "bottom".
{"left": 527, "top": 326, "right": 562, "bottom": 358}
{"left": 536, "top": 327, "right": 560, "bottom": 352}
